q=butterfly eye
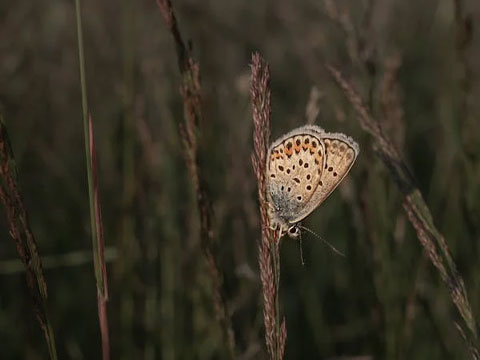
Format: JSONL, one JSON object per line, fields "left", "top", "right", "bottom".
{"left": 287, "top": 226, "right": 301, "bottom": 239}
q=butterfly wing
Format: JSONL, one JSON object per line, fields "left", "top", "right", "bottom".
{"left": 291, "top": 129, "right": 359, "bottom": 224}
{"left": 283, "top": 127, "right": 359, "bottom": 224}
{"left": 317, "top": 131, "right": 359, "bottom": 199}
{"left": 266, "top": 126, "right": 326, "bottom": 228}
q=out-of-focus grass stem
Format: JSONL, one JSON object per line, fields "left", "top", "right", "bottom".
{"left": 0, "top": 117, "right": 58, "bottom": 359}
{"left": 156, "top": 1, "right": 236, "bottom": 358}
{"left": 327, "top": 64, "right": 480, "bottom": 360}
{"left": 74, "top": 1, "right": 110, "bottom": 358}
{"left": 74, "top": 0, "right": 99, "bottom": 285}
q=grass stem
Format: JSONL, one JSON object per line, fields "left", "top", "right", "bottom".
{"left": 74, "top": 2, "right": 110, "bottom": 358}
{"left": 0, "top": 117, "right": 58, "bottom": 360}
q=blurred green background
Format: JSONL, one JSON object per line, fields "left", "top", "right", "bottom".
{"left": 1, "top": 0, "right": 480, "bottom": 359}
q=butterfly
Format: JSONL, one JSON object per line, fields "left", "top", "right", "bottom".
{"left": 266, "top": 125, "right": 359, "bottom": 239}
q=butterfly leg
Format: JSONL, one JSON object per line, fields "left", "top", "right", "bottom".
{"left": 267, "top": 202, "right": 278, "bottom": 231}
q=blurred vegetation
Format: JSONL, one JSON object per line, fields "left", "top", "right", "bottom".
{"left": 1, "top": 0, "right": 480, "bottom": 359}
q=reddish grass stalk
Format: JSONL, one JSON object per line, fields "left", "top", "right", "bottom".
{"left": 0, "top": 117, "right": 58, "bottom": 360}
{"left": 156, "top": 1, "right": 235, "bottom": 358}
{"left": 250, "top": 52, "right": 286, "bottom": 360}
{"left": 89, "top": 115, "right": 110, "bottom": 360}
{"left": 327, "top": 64, "right": 479, "bottom": 359}
{"left": 74, "top": 0, "right": 110, "bottom": 356}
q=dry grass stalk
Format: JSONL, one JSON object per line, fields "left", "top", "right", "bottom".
{"left": 323, "top": 0, "right": 376, "bottom": 69}
{"left": 250, "top": 52, "right": 286, "bottom": 360}
{"left": 88, "top": 115, "right": 110, "bottom": 360}
{"left": 379, "top": 54, "right": 405, "bottom": 150}
{"left": 323, "top": 0, "right": 359, "bottom": 64}
{"left": 0, "top": 117, "right": 58, "bottom": 360}
{"left": 327, "top": 65, "right": 479, "bottom": 359}
{"left": 74, "top": 0, "right": 110, "bottom": 356}
{"left": 156, "top": 1, "right": 235, "bottom": 358}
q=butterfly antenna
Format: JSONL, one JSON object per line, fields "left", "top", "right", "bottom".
{"left": 299, "top": 225, "right": 345, "bottom": 257}
{"left": 299, "top": 231, "right": 305, "bottom": 266}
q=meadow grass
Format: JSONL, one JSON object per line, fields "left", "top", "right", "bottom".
{"left": 0, "top": 0, "right": 479, "bottom": 358}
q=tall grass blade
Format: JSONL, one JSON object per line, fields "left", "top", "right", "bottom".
{"left": 75, "top": 1, "right": 110, "bottom": 358}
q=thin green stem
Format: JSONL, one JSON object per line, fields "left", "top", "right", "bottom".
{"left": 74, "top": 2, "right": 110, "bottom": 359}
{"left": 74, "top": 0, "right": 102, "bottom": 289}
